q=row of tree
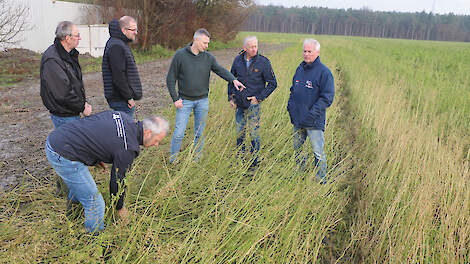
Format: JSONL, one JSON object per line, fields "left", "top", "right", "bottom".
{"left": 242, "top": 5, "right": 470, "bottom": 42}
{"left": 87, "top": 0, "right": 253, "bottom": 50}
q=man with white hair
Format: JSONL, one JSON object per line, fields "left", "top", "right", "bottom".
{"left": 287, "top": 39, "right": 335, "bottom": 182}
{"left": 45, "top": 110, "right": 169, "bottom": 233}
{"left": 228, "top": 36, "right": 277, "bottom": 170}
{"left": 166, "top": 28, "right": 245, "bottom": 162}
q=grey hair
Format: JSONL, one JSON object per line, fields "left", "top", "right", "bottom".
{"left": 243, "top": 36, "right": 258, "bottom": 46}
{"left": 303, "top": 38, "right": 320, "bottom": 51}
{"left": 193, "top": 28, "right": 211, "bottom": 39}
{"left": 119, "top": 16, "right": 136, "bottom": 29}
{"left": 142, "top": 116, "right": 169, "bottom": 136}
{"left": 55, "top": 21, "right": 74, "bottom": 40}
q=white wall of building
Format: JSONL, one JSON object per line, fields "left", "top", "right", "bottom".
{"left": 76, "top": 24, "right": 108, "bottom": 57}
{"left": 14, "top": 0, "right": 108, "bottom": 57}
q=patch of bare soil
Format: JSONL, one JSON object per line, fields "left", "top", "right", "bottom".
{"left": 0, "top": 44, "right": 285, "bottom": 191}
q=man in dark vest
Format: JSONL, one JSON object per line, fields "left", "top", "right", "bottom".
{"left": 102, "top": 16, "right": 142, "bottom": 118}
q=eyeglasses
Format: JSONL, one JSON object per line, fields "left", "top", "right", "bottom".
{"left": 126, "top": 28, "right": 138, "bottom": 33}
{"left": 69, "top": 33, "right": 80, "bottom": 38}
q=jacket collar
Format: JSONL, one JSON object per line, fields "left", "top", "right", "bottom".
{"left": 185, "top": 43, "right": 206, "bottom": 56}
{"left": 54, "top": 37, "right": 79, "bottom": 61}
{"left": 238, "top": 50, "right": 259, "bottom": 62}
{"left": 302, "top": 56, "right": 321, "bottom": 70}
{"left": 53, "top": 37, "right": 81, "bottom": 80}
{"left": 108, "top": 19, "right": 132, "bottom": 43}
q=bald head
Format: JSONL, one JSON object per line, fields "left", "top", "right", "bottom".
{"left": 119, "top": 16, "right": 138, "bottom": 41}
{"left": 119, "top": 16, "right": 136, "bottom": 29}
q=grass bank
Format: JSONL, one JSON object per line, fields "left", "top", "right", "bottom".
{"left": 1, "top": 33, "right": 468, "bottom": 263}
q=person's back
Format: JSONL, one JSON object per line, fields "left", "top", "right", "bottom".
{"left": 45, "top": 110, "right": 168, "bottom": 234}
{"left": 49, "top": 110, "right": 141, "bottom": 166}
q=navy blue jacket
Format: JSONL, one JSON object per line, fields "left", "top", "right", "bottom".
{"left": 287, "top": 57, "right": 335, "bottom": 131}
{"left": 102, "top": 19, "right": 142, "bottom": 103}
{"left": 228, "top": 51, "right": 277, "bottom": 109}
{"left": 48, "top": 110, "right": 143, "bottom": 209}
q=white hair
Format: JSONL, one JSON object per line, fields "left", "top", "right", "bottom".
{"left": 303, "top": 38, "right": 320, "bottom": 51}
{"left": 243, "top": 36, "right": 258, "bottom": 46}
{"left": 142, "top": 116, "right": 169, "bottom": 136}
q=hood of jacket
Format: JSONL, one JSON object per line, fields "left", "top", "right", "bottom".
{"left": 301, "top": 56, "right": 321, "bottom": 70}
{"left": 108, "top": 19, "right": 132, "bottom": 43}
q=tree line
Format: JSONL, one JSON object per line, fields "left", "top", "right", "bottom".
{"left": 242, "top": 5, "right": 470, "bottom": 42}
{"left": 87, "top": 0, "right": 253, "bottom": 50}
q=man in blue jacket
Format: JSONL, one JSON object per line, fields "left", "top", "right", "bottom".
{"left": 287, "top": 39, "right": 335, "bottom": 182}
{"left": 102, "top": 16, "right": 142, "bottom": 118}
{"left": 228, "top": 36, "right": 277, "bottom": 169}
{"left": 45, "top": 111, "right": 168, "bottom": 234}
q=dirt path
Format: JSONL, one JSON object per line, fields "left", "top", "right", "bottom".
{"left": 0, "top": 45, "right": 283, "bottom": 191}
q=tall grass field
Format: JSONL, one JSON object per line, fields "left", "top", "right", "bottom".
{"left": 0, "top": 32, "right": 468, "bottom": 263}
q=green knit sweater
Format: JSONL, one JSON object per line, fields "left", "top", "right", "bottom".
{"left": 166, "top": 45, "right": 236, "bottom": 102}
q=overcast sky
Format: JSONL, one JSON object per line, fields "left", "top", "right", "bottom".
{"left": 255, "top": 0, "right": 470, "bottom": 15}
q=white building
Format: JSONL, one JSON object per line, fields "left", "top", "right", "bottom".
{"left": 11, "top": 0, "right": 108, "bottom": 57}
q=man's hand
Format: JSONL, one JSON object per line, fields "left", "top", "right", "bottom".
{"left": 229, "top": 100, "right": 236, "bottom": 109}
{"left": 127, "top": 99, "right": 135, "bottom": 109}
{"left": 117, "top": 206, "right": 129, "bottom": 224}
{"left": 233, "top": 80, "right": 245, "bottom": 91}
{"left": 247, "top": 96, "right": 259, "bottom": 105}
{"left": 82, "top": 102, "right": 92, "bottom": 116}
{"left": 174, "top": 99, "right": 183, "bottom": 109}
{"left": 96, "top": 161, "right": 107, "bottom": 172}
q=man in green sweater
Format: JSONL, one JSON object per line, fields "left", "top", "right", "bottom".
{"left": 166, "top": 28, "right": 245, "bottom": 162}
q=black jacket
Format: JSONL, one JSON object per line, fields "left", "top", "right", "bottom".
{"left": 102, "top": 19, "right": 142, "bottom": 103}
{"left": 40, "top": 38, "right": 86, "bottom": 117}
{"left": 48, "top": 110, "right": 144, "bottom": 209}
{"left": 227, "top": 51, "right": 277, "bottom": 109}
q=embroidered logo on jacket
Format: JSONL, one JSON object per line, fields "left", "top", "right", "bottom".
{"left": 305, "top": 80, "right": 313, "bottom": 89}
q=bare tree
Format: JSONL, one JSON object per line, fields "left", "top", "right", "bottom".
{"left": 0, "top": 0, "right": 30, "bottom": 47}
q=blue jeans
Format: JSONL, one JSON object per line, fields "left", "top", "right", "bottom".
{"left": 170, "top": 98, "right": 209, "bottom": 162}
{"left": 45, "top": 138, "right": 105, "bottom": 234}
{"left": 108, "top": 101, "right": 135, "bottom": 118}
{"left": 236, "top": 104, "right": 260, "bottom": 165}
{"left": 292, "top": 126, "right": 327, "bottom": 181}
{"left": 50, "top": 114, "right": 80, "bottom": 129}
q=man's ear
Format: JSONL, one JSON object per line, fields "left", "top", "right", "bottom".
{"left": 143, "top": 129, "right": 152, "bottom": 138}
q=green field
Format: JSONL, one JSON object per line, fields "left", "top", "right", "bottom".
{"left": 1, "top": 32, "right": 469, "bottom": 263}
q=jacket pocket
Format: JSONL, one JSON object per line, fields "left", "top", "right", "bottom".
{"left": 234, "top": 89, "right": 250, "bottom": 109}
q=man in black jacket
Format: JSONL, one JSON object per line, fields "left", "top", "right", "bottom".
{"left": 45, "top": 111, "right": 168, "bottom": 234}
{"left": 40, "top": 21, "right": 92, "bottom": 128}
{"left": 102, "top": 16, "right": 142, "bottom": 118}
{"left": 228, "top": 36, "right": 277, "bottom": 169}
